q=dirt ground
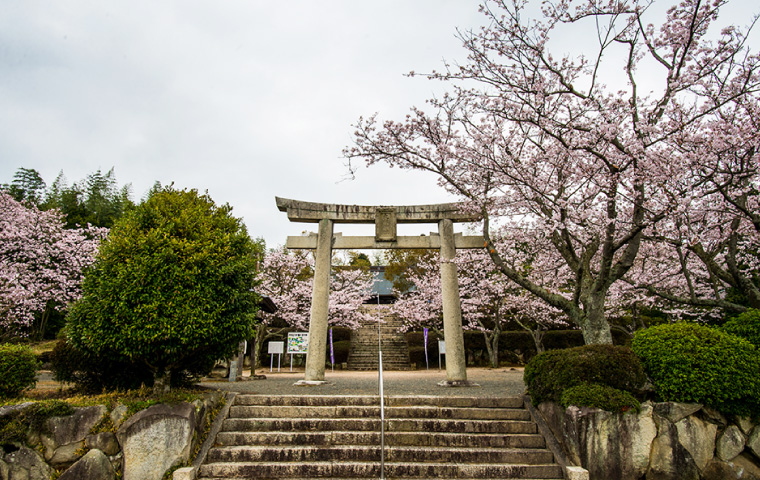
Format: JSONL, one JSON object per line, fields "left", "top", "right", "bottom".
{"left": 32, "top": 366, "right": 526, "bottom": 398}
{"left": 200, "top": 366, "right": 527, "bottom": 398}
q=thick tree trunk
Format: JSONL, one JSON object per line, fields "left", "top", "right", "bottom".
{"left": 580, "top": 293, "right": 613, "bottom": 344}
{"left": 482, "top": 331, "right": 500, "bottom": 369}
{"left": 253, "top": 324, "right": 267, "bottom": 372}
{"left": 530, "top": 328, "right": 546, "bottom": 354}
{"left": 153, "top": 368, "right": 171, "bottom": 395}
{"left": 489, "top": 331, "right": 500, "bottom": 368}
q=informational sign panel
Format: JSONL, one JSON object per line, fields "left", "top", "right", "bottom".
{"left": 268, "top": 341, "right": 284, "bottom": 354}
{"left": 438, "top": 340, "right": 446, "bottom": 370}
{"left": 287, "top": 332, "right": 309, "bottom": 354}
{"left": 268, "top": 341, "right": 284, "bottom": 372}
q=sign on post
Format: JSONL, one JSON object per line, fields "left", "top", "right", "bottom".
{"left": 268, "top": 341, "right": 284, "bottom": 372}
{"left": 287, "top": 332, "right": 309, "bottom": 372}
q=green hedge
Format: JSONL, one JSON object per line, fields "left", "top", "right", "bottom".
{"left": 560, "top": 384, "right": 641, "bottom": 413}
{"left": 523, "top": 344, "right": 646, "bottom": 405}
{"left": 0, "top": 343, "right": 40, "bottom": 398}
{"left": 632, "top": 322, "right": 760, "bottom": 416}
{"left": 50, "top": 339, "right": 211, "bottom": 392}
{"left": 405, "top": 330, "right": 593, "bottom": 367}
{"left": 721, "top": 309, "right": 760, "bottom": 349}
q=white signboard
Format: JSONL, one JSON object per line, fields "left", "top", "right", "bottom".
{"left": 268, "top": 341, "right": 284, "bottom": 372}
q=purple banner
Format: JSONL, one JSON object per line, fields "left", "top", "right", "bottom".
{"left": 423, "top": 328, "right": 429, "bottom": 369}
{"left": 330, "top": 327, "right": 335, "bottom": 365}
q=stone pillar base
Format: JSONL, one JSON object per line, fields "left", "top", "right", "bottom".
{"left": 293, "top": 380, "right": 330, "bottom": 386}
{"left": 437, "top": 380, "right": 481, "bottom": 388}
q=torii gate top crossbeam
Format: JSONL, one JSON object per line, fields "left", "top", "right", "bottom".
{"left": 276, "top": 197, "right": 481, "bottom": 224}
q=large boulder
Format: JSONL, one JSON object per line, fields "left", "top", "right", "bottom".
{"left": 85, "top": 432, "right": 120, "bottom": 456}
{"left": 702, "top": 458, "right": 746, "bottom": 480}
{"left": 2, "top": 445, "right": 53, "bottom": 480}
{"left": 110, "top": 403, "right": 129, "bottom": 430}
{"left": 117, "top": 402, "right": 196, "bottom": 480}
{"left": 717, "top": 425, "right": 746, "bottom": 462}
{"left": 749, "top": 426, "right": 760, "bottom": 459}
{"left": 648, "top": 420, "right": 701, "bottom": 480}
{"left": 674, "top": 415, "right": 717, "bottom": 470}
{"left": 41, "top": 405, "right": 107, "bottom": 465}
{"left": 58, "top": 448, "right": 116, "bottom": 480}
{"left": 652, "top": 402, "right": 702, "bottom": 424}
{"left": 560, "top": 403, "right": 656, "bottom": 480}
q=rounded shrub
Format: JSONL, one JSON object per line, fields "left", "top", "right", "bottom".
{"left": 523, "top": 344, "right": 646, "bottom": 405}
{"left": 721, "top": 309, "right": 760, "bottom": 348}
{"left": 560, "top": 384, "right": 641, "bottom": 413}
{"left": 0, "top": 343, "right": 40, "bottom": 398}
{"left": 632, "top": 322, "right": 760, "bottom": 417}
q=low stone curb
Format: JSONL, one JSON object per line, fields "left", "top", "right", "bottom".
{"left": 173, "top": 391, "right": 237, "bottom": 480}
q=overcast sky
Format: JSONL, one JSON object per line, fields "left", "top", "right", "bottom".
{"left": 1, "top": 1, "right": 756, "bottom": 249}
{"left": 0, "top": 1, "right": 488, "bottom": 247}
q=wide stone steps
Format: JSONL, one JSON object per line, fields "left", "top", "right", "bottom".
{"left": 227, "top": 405, "right": 530, "bottom": 420}
{"left": 214, "top": 431, "right": 547, "bottom": 448}
{"left": 197, "top": 394, "right": 563, "bottom": 479}
{"left": 199, "top": 461, "right": 562, "bottom": 478}
{"left": 207, "top": 445, "right": 554, "bottom": 464}
{"left": 347, "top": 307, "right": 411, "bottom": 370}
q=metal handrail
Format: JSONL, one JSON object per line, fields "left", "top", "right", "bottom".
{"left": 377, "top": 296, "right": 386, "bottom": 480}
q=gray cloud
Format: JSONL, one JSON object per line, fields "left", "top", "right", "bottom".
{"left": 1, "top": 0, "right": 485, "bottom": 246}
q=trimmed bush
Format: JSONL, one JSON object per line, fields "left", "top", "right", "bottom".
{"left": 721, "top": 309, "right": 760, "bottom": 348}
{"left": 632, "top": 322, "right": 760, "bottom": 417}
{"left": 50, "top": 339, "right": 206, "bottom": 392}
{"left": 560, "top": 384, "right": 641, "bottom": 413}
{"left": 330, "top": 340, "right": 351, "bottom": 365}
{"left": 524, "top": 344, "right": 646, "bottom": 405}
{"left": 0, "top": 343, "right": 40, "bottom": 398}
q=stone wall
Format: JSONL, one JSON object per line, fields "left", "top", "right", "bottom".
{"left": 0, "top": 392, "right": 223, "bottom": 480}
{"left": 537, "top": 401, "right": 760, "bottom": 480}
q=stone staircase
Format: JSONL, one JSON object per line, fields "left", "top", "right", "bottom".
{"left": 197, "top": 394, "right": 564, "bottom": 479}
{"left": 348, "top": 305, "right": 411, "bottom": 371}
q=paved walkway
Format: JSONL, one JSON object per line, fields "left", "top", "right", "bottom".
{"left": 200, "top": 367, "right": 526, "bottom": 397}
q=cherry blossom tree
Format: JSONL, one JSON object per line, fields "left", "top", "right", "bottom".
{"left": 0, "top": 192, "right": 105, "bottom": 339}
{"left": 624, "top": 116, "right": 760, "bottom": 316}
{"left": 347, "top": 0, "right": 760, "bottom": 343}
{"left": 254, "top": 248, "right": 374, "bottom": 369}
{"left": 393, "top": 247, "right": 567, "bottom": 367}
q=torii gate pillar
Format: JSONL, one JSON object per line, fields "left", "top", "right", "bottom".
{"left": 438, "top": 218, "right": 468, "bottom": 384}
{"left": 303, "top": 218, "right": 333, "bottom": 383}
{"left": 277, "top": 197, "right": 483, "bottom": 387}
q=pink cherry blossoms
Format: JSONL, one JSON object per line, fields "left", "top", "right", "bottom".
{"left": 393, "top": 248, "right": 566, "bottom": 366}
{"left": 347, "top": 0, "right": 760, "bottom": 342}
{"left": 0, "top": 192, "right": 106, "bottom": 336}
{"left": 257, "top": 249, "right": 375, "bottom": 332}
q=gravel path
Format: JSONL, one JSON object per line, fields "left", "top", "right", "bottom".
{"left": 199, "top": 367, "right": 526, "bottom": 398}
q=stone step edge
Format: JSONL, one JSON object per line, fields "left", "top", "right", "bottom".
{"left": 197, "top": 460, "right": 564, "bottom": 476}
{"left": 228, "top": 405, "right": 532, "bottom": 417}
{"left": 214, "top": 430, "right": 546, "bottom": 440}
{"left": 209, "top": 445, "right": 552, "bottom": 454}
{"left": 232, "top": 394, "right": 525, "bottom": 407}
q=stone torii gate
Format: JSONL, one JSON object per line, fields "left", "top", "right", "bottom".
{"left": 276, "top": 197, "right": 485, "bottom": 386}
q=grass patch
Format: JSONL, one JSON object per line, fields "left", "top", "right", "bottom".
{"left": 27, "top": 340, "right": 59, "bottom": 357}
